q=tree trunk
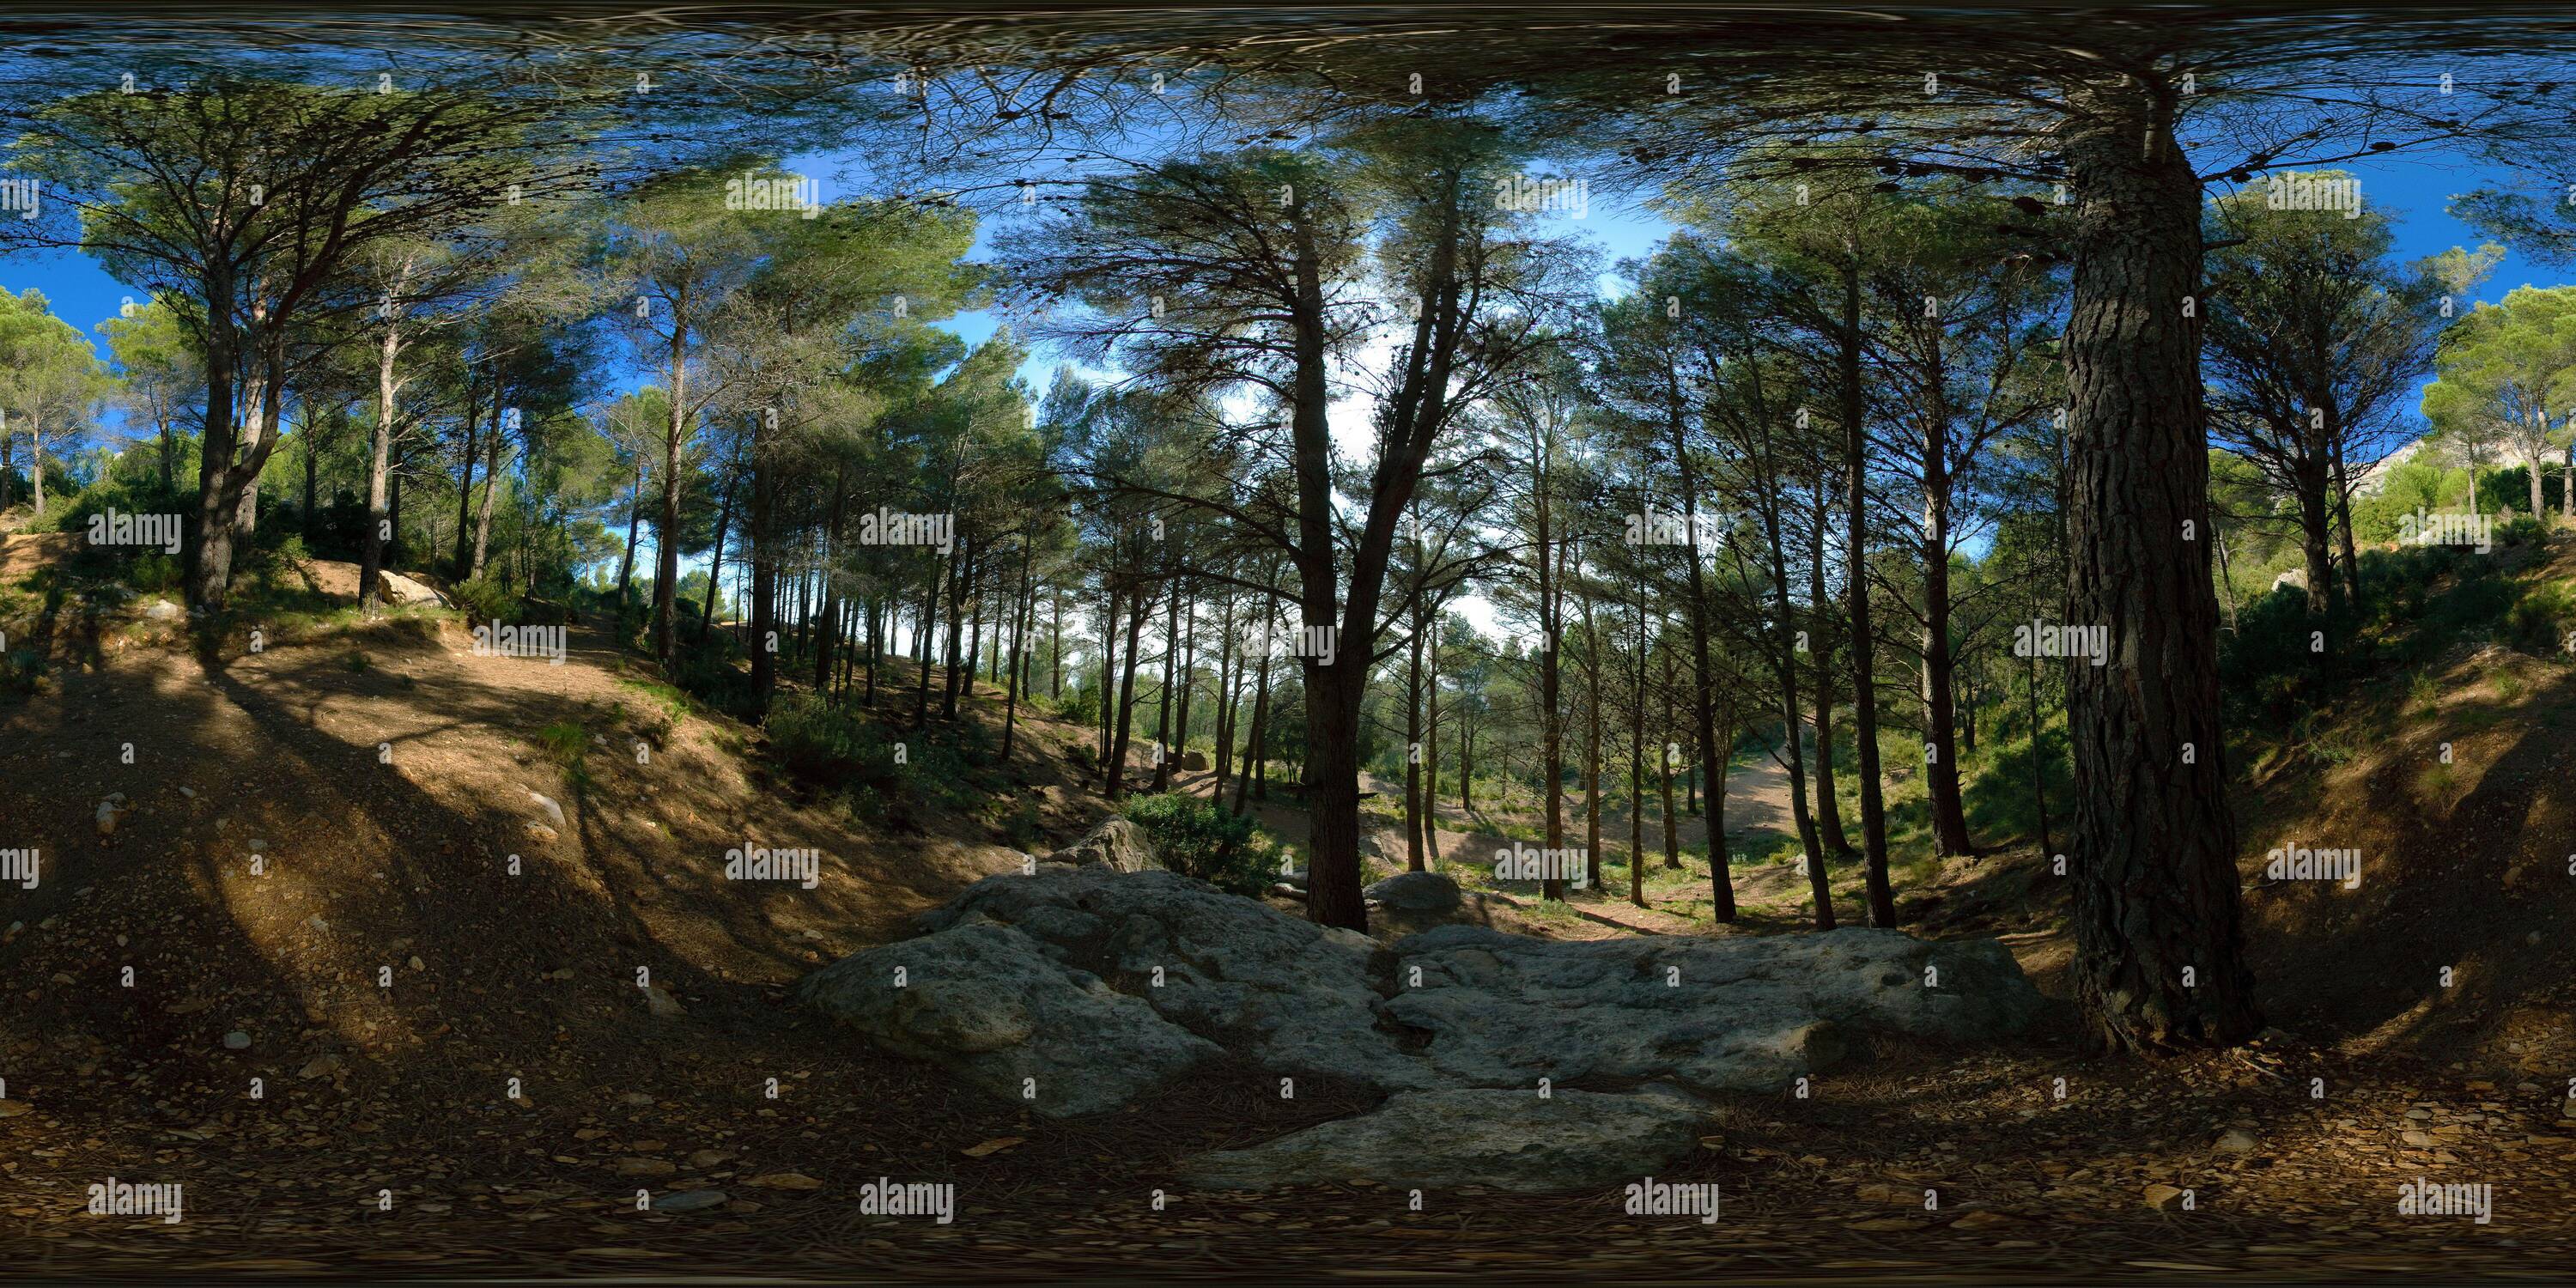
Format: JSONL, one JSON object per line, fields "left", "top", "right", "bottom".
{"left": 1920, "top": 360, "right": 1975, "bottom": 857}
{"left": 698, "top": 466, "right": 734, "bottom": 647}
{"left": 1657, "top": 647, "right": 1680, "bottom": 873}
{"left": 1840, "top": 265, "right": 1898, "bottom": 927}
{"left": 651, "top": 313, "right": 690, "bottom": 669}
{"left": 2326, "top": 406, "right": 2366, "bottom": 611}
{"left": 360, "top": 319, "right": 400, "bottom": 609}
{"left": 470, "top": 377, "right": 503, "bottom": 582}
{"left": 2058, "top": 74, "right": 2260, "bottom": 1050}
{"left": 1405, "top": 584, "right": 1426, "bottom": 872}
{"left": 1002, "top": 536, "right": 1034, "bottom": 761}
{"left": 1807, "top": 507, "right": 1854, "bottom": 856}
{"left": 1582, "top": 597, "right": 1604, "bottom": 892}
{"left": 1152, "top": 574, "right": 1181, "bottom": 792}
{"left": 453, "top": 378, "right": 481, "bottom": 577}
{"left": 1234, "top": 597, "right": 1273, "bottom": 817}
{"left": 1107, "top": 583, "right": 1147, "bottom": 799}
{"left": 1669, "top": 417, "right": 1736, "bottom": 920}
{"left": 1422, "top": 616, "right": 1441, "bottom": 865}
{"left": 747, "top": 450, "right": 776, "bottom": 714}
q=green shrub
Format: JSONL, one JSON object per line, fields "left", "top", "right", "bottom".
{"left": 453, "top": 574, "right": 520, "bottom": 624}
{"left": 1120, "top": 793, "right": 1278, "bottom": 899}
{"left": 2507, "top": 580, "right": 2576, "bottom": 657}
{"left": 765, "top": 692, "right": 898, "bottom": 788}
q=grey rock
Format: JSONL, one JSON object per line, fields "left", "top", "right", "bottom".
{"left": 655, "top": 1188, "right": 728, "bottom": 1212}
{"left": 1382, "top": 926, "right": 2041, "bottom": 1094}
{"left": 919, "top": 865, "right": 1429, "bottom": 1094}
{"left": 1182, "top": 1088, "right": 1705, "bottom": 1194}
{"left": 1365, "top": 871, "right": 1463, "bottom": 914}
{"left": 527, "top": 791, "right": 567, "bottom": 829}
{"left": 143, "top": 598, "right": 182, "bottom": 622}
{"left": 1044, "top": 817, "right": 1159, "bottom": 872}
{"left": 2215, "top": 1127, "right": 2259, "bottom": 1155}
{"left": 816, "top": 865, "right": 2043, "bottom": 1124}
{"left": 644, "top": 986, "right": 685, "bottom": 1018}
{"left": 794, "top": 917, "right": 1222, "bottom": 1118}
{"left": 223, "top": 1030, "right": 252, "bottom": 1050}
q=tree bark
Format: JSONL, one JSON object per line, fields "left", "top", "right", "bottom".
{"left": 1668, "top": 413, "right": 1736, "bottom": 919}
{"left": 2059, "top": 74, "right": 2261, "bottom": 1050}
{"left": 1840, "top": 265, "right": 1898, "bottom": 927}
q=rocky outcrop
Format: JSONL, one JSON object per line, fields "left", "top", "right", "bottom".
{"left": 799, "top": 864, "right": 2044, "bottom": 1180}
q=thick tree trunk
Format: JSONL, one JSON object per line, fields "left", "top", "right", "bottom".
{"left": 2295, "top": 452, "right": 2336, "bottom": 617}
{"left": 2327, "top": 412, "right": 2366, "bottom": 611}
{"left": 1921, "top": 381, "right": 1975, "bottom": 857}
{"left": 2059, "top": 75, "right": 2261, "bottom": 1051}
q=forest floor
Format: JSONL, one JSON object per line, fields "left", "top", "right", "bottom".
{"left": 4, "top": 537, "right": 2576, "bottom": 1281}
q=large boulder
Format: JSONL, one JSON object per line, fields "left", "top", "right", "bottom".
{"left": 803, "top": 865, "right": 2043, "bottom": 1121}
{"left": 1044, "top": 817, "right": 1160, "bottom": 872}
{"left": 1382, "top": 925, "right": 2043, "bottom": 1094}
{"left": 1367, "top": 871, "right": 1464, "bottom": 914}
{"left": 1364, "top": 870, "right": 1491, "bottom": 941}
{"left": 793, "top": 916, "right": 1223, "bottom": 1118}
{"left": 1180, "top": 1088, "right": 1706, "bottom": 1194}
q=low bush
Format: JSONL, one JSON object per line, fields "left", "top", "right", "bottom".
{"left": 1120, "top": 793, "right": 1278, "bottom": 898}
